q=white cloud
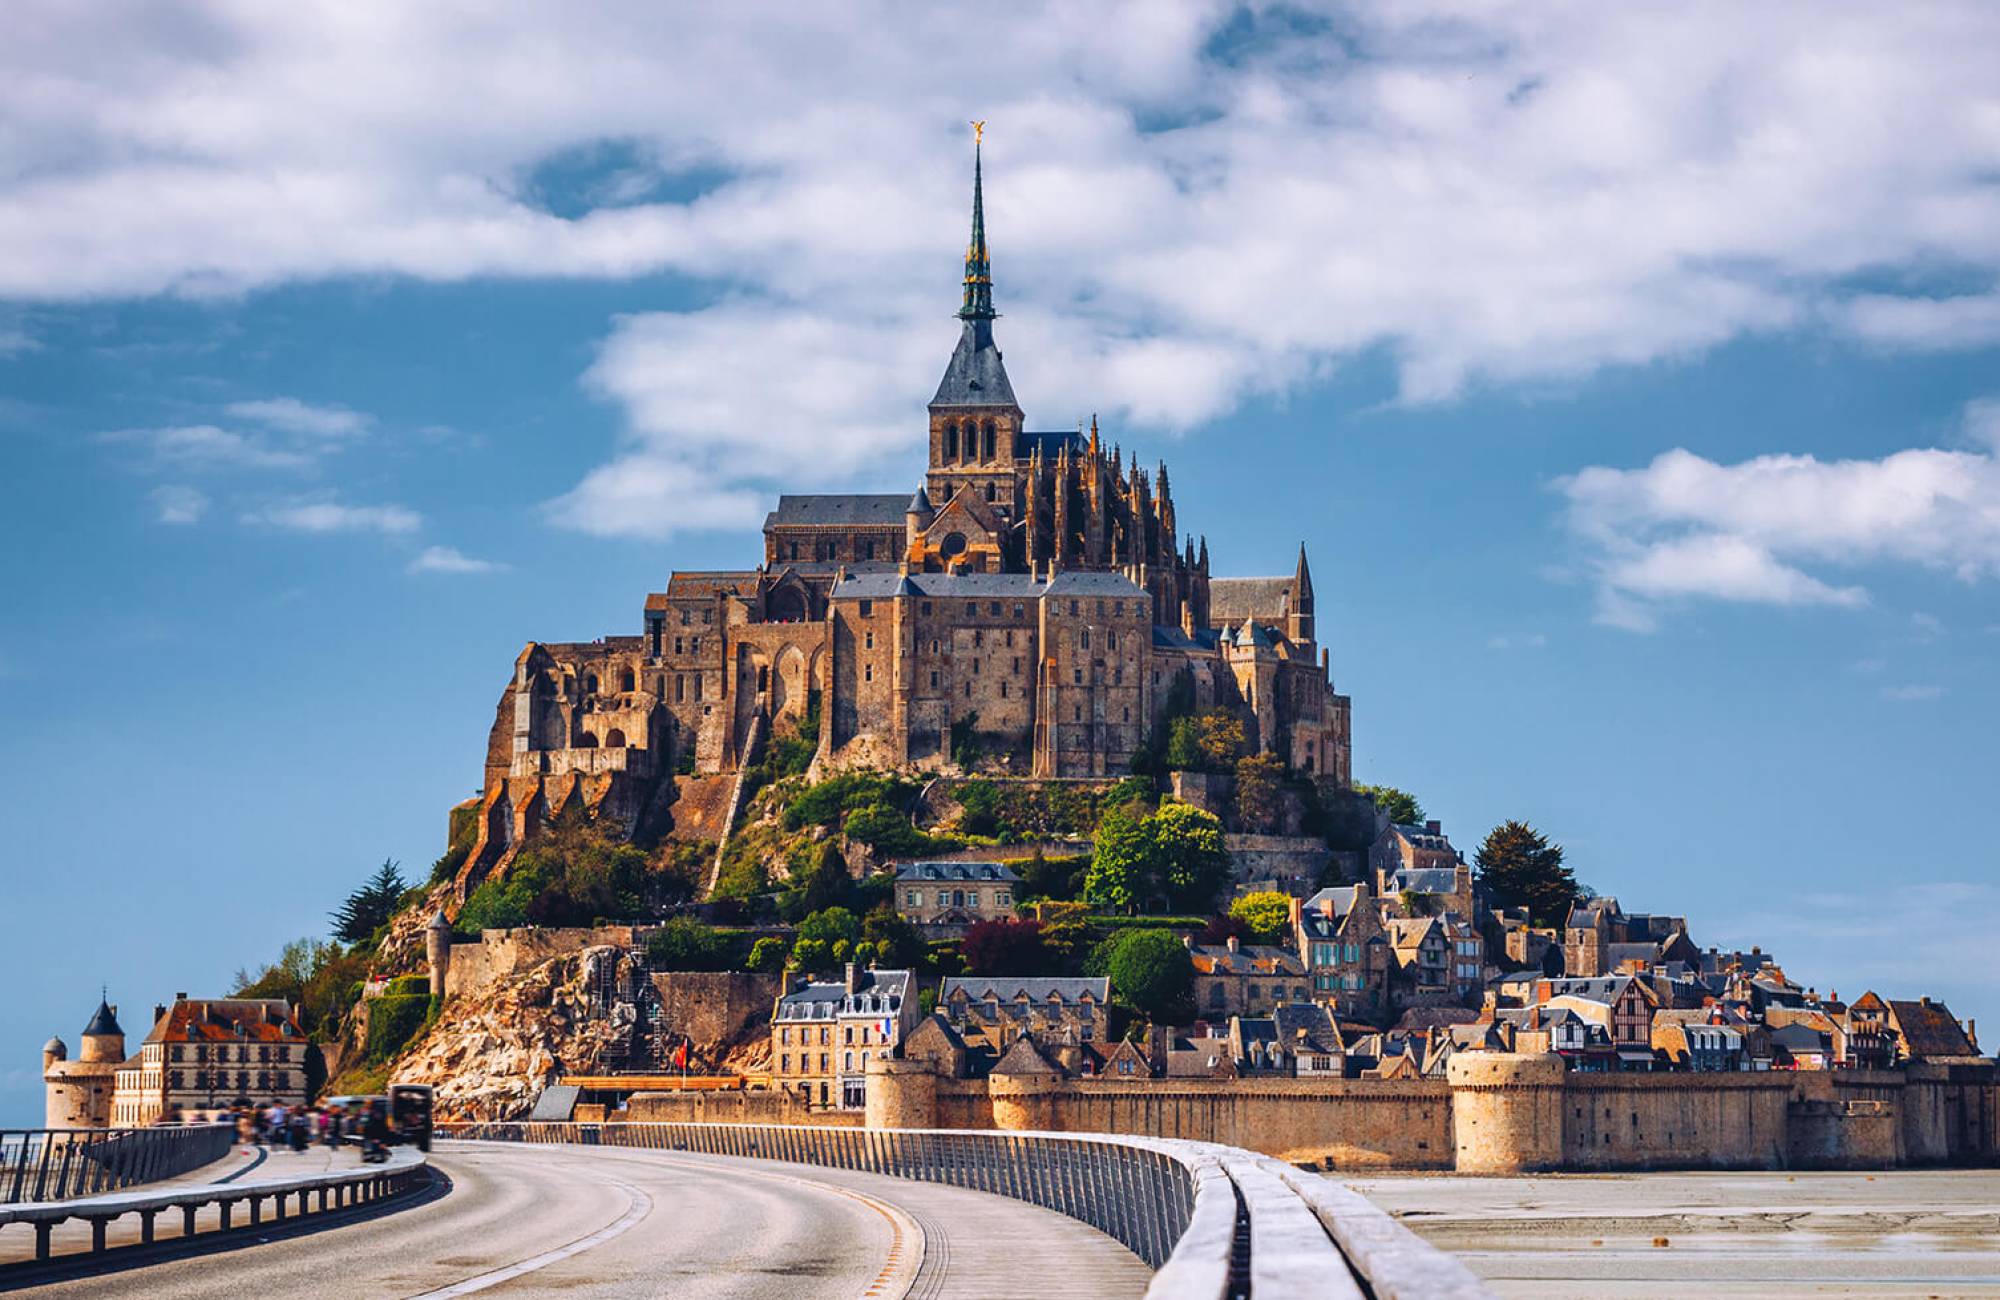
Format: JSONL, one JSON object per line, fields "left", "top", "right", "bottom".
{"left": 224, "top": 397, "right": 371, "bottom": 438}
{"left": 1557, "top": 411, "right": 2000, "bottom": 628}
{"left": 104, "top": 423, "right": 313, "bottom": 472}
{"left": 407, "top": 545, "right": 504, "bottom": 574}
{"left": 6, "top": 6, "right": 2000, "bottom": 518}
{"left": 149, "top": 483, "right": 208, "bottom": 524}
{"left": 243, "top": 500, "right": 421, "bottom": 535}
{"left": 1880, "top": 684, "right": 1945, "bottom": 702}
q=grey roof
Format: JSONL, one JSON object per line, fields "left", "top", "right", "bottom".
{"left": 1540, "top": 976, "right": 1641, "bottom": 1003}
{"left": 1019, "top": 429, "right": 1083, "bottom": 458}
{"left": 1389, "top": 867, "right": 1462, "bottom": 895}
{"left": 778, "top": 981, "right": 847, "bottom": 1014}
{"left": 84, "top": 999, "right": 123, "bottom": 1038}
{"left": 764, "top": 494, "right": 910, "bottom": 529}
{"left": 1152, "top": 624, "right": 1221, "bottom": 651}
{"left": 1190, "top": 943, "right": 1306, "bottom": 977}
{"left": 894, "top": 861, "right": 1021, "bottom": 884}
{"left": 1769, "top": 1023, "right": 1830, "bottom": 1050}
{"left": 1208, "top": 576, "right": 1294, "bottom": 627}
{"left": 1272, "top": 1003, "right": 1343, "bottom": 1053}
{"left": 943, "top": 976, "right": 1109, "bottom": 1004}
{"left": 43, "top": 1035, "right": 65, "bottom": 1054}
{"left": 831, "top": 570, "right": 1147, "bottom": 601}
{"left": 907, "top": 484, "right": 934, "bottom": 516}
{"left": 931, "top": 319, "right": 1020, "bottom": 409}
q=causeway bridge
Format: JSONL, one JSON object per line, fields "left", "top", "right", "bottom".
{"left": 2, "top": 1122, "right": 1491, "bottom": 1298}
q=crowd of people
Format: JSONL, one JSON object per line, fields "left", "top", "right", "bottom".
{"left": 182, "top": 1099, "right": 396, "bottom": 1162}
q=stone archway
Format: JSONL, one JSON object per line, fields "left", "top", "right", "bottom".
{"left": 772, "top": 643, "right": 811, "bottom": 722}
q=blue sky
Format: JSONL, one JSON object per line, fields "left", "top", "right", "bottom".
{"left": 4, "top": 3, "right": 1999, "bottom": 1124}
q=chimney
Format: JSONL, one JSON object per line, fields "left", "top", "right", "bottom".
{"left": 175, "top": 991, "right": 187, "bottom": 1001}
{"left": 153, "top": 1003, "right": 166, "bottom": 1026}
{"left": 1968, "top": 1019, "right": 1978, "bottom": 1050}
{"left": 1425, "top": 820, "right": 1441, "bottom": 835}
{"left": 1288, "top": 896, "right": 1303, "bottom": 931}
{"left": 1226, "top": 935, "right": 1239, "bottom": 954}
{"left": 844, "top": 962, "right": 861, "bottom": 995}
{"left": 1921, "top": 995, "right": 1932, "bottom": 1009}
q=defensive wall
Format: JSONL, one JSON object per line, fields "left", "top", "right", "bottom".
{"left": 442, "top": 925, "right": 640, "bottom": 999}
{"left": 745, "top": 1053, "right": 2000, "bottom": 1174}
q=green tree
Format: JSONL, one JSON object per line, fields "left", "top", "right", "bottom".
{"left": 1233, "top": 753, "right": 1287, "bottom": 834}
{"left": 1164, "top": 709, "right": 1245, "bottom": 773}
{"left": 1150, "top": 803, "right": 1229, "bottom": 913}
{"left": 1354, "top": 784, "right": 1425, "bottom": 827}
{"left": 1084, "top": 804, "right": 1153, "bottom": 912}
{"left": 746, "top": 936, "right": 789, "bottom": 973}
{"left": 790, "top": 938, "right": 832, "bottom": 973}
{"left": 862, "top": 904, "right": 926, "bottom": 969}
{"left": 778, "top": 841, "right": 851, "bottom": 921}
{"left": 1474, "top": 820, "right": 1578, "bottom": 926}
{"left": 1103, "top": 928, "right": 1196, "bottom": 1025}
{"left": 797, "top": 906, "right": 862, "bottom": 950}
{"left": 329, "top": 860, "right": 408, "bottom": 943}
{"left": 1228, "top": 890, "right": 1294, "bottom": 945}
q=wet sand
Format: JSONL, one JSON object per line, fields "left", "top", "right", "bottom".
{"left": 1345, "top": 1168, "right": 2000, "bottom": 1297}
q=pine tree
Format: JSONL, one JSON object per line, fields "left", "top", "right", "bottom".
{"left": 329, "top": 859, "right": 408, "bottom": 943}
{"left": 1473, "top": 821, "right": 1577, "bottom": 926}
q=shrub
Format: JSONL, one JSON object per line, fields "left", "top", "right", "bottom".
{"left": 1228, "top": 890, "right": 1295, "bottom": 944}
{"left": 644, "top": 918, "right": 736, "bottom": 971}
{"left": 746, "top": 937, "right": 789, "bottom": 973}
{"left": 784, "top": 771, "right": 917, "bottom": 832}
{"left": 843, "top": 802, "right": 936, "bottom": 856}
{"left": 364, "top": 994, "right": 433, "bottom": 1064}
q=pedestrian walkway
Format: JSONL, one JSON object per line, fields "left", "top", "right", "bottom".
{"left": 0, "top": 1143, "right": 393, "bottom": 1268}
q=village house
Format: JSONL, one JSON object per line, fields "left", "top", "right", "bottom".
{"left": 1187, "top": 935, "right": 1311, "bottom": 1018}
{"left": 891, "top": 860, "right": 1020, "bottom": 937}
{"left": 1228, "top": 1004, "right": 1344, "bottom": 1077}
{"left": 1293, "top": 885, "right": 1392, "bottom": 1022}
{"left": 111, "top": 996, "right": 309, "bottom": 1125}
{"left": 939, "top": 975, "right": 1110, "bottom": 1060}
{"left": 772, "top": 964, "right": 915, "bottom": 1110}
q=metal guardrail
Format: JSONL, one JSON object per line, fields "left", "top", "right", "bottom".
{"left": 1, "top": 1126, "right": 234, "bottom": 1204}
{"left": 0, "top": 1147, "right": 428, "bottom": 1267}
{"left": 441, "top": 1121, "right": 1493, "bottom": 1299}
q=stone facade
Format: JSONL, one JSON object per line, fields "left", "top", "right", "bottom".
{"left": 111, "top": 997, "right": 309, "bottom": 1125}
{"left": 452, "top": 144, "right": 1353, "bottom": 898}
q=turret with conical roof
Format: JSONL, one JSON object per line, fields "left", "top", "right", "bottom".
{"left": 80, "top": 995, "right": 125, "bottom": 1064}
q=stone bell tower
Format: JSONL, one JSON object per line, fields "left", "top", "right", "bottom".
{"left": 927, "top": 126, "right": 1025, "bottom": 520}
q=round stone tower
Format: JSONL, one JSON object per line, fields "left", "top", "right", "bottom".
{"left": 45, "top": 998, "right": 124, "bottom": 1129}
{"left": 425, "top": 908, "right": 454, "bottom": 997}
{"left": 987, "top": 1069, "right": 1062, "bottom": 1132}
{"left": 1447, "top": 1051, "right": 1567, "bottom": 1174}
{"left": 865, "top": 1056, "right": 940, "bottom": 1130}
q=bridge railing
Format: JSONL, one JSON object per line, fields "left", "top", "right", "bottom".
{"left": 440, "top": 1121, "right": 1492, "bottom": 1299}
{"left": 1, "top": 1126, "right": 234, "bottom": 1205}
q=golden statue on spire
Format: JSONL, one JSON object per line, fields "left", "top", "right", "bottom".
{"left": 971, "top": 120, "right": 985, "bottom": 145}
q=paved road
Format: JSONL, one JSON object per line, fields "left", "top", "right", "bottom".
{"left": 1349, "top": 1168, "right": 2000, "bottom": 1298}
{"left": 11, "top": 1140, "right": 1150, "bottom": 1299}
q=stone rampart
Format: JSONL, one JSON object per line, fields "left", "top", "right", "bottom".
{"left": 443, "top": 925, "right": 638, "bottom": 998}
{"left": 857, "top": 1052, "right": 1997, "bottom": 1173}
{"left": 649, "top": 971, "right": 781, "bottom": 1052}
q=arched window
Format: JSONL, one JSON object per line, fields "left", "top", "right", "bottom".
{"left": 605, "top": 728, "right": 626, "bottom": 747}
{"left": 757, "top": 665, "right": 770, "bottom": 692}
{"left": 576, "top": 733, "right": 598, "bottom": 748}
{"left": 985, "top": 483, "right": 996, "bottom": 501}
{"left": 619, "top": 668, "right": 635, "bottom": 692}
{"left": 943, "top": 422, "right": 958, "bottom": 459}
{"left": 983, "top": 422, "right": 996, "bottom": 460}
{"left": 583, "top": 674, "right": 599, "bottom": 694}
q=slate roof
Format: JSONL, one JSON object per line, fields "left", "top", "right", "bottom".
{"left": 894, "top": 861, "right": 1020, "bottom": 884}
{"left": 942, "top": 976, "right": 1109, "bottom": 1005}
{"left": 931, "top": 319, "right": 1020, "bottom": 408}
{"left": 1888, "top": 999, "right": 1981, "bottom": 1059}
{"left": 1208, "top": 576, "right": 1294, "bottom": 627}
{"left": 1018, "top": 429, "right": 1083, "bottom": 459}
{"left": 764, "top": 494, "right": 911, "bottom": 530}
{"left": 1272, "top": 1003, "right": 1344, "bottom": 1054}
{"left": 83, "top": 999, "right": 123, "bottom": 1038}
{"left": 1151, "top": 624, "right": 1222, "bottom": 651}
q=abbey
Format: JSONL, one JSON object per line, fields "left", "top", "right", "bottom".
{"left": 460, "top": 144, "right": 1351, "bottom": 889}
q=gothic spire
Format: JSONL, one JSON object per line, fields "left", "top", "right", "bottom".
{"left": 959, "top": 124, "right": 995, "bottom": 323}
{"left": 1292, "top": 541, "right": 1315, "bottom": 612}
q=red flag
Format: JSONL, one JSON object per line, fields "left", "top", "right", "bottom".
{"left": 672, "top": 1041, "right": 688, "bottom": 1070}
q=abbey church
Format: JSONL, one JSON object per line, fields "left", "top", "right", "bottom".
{"left": 461, "top": 142, "right": 1352, "bottom": 891}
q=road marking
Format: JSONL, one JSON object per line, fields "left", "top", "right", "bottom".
{"left": 564, "top": 1144, "right": 925, "bottom": 1300}
{"left": 400, "top": 1176, "right": 653, "bottom": 1299}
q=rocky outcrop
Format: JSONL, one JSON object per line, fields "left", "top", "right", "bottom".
{"left": 391, "top": 945, "right": 638, "bottom": 1120}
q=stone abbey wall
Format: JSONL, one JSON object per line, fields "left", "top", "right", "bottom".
{"left": 443, "top": 926, "right": 639, "bottom": 999}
